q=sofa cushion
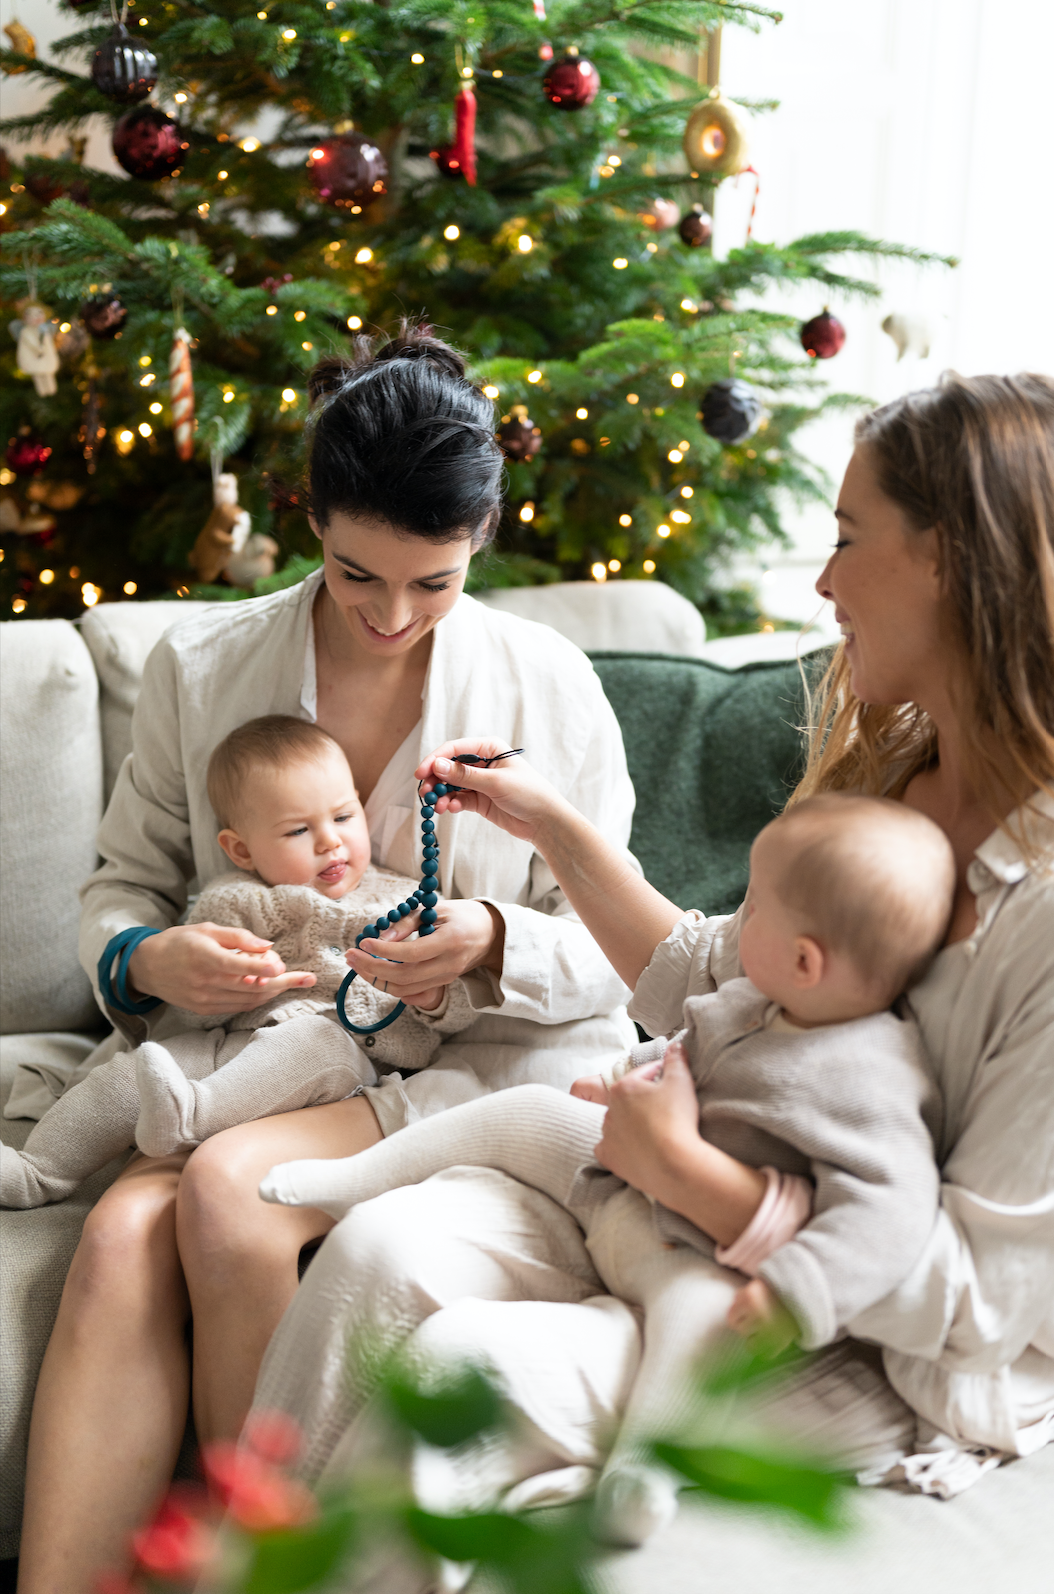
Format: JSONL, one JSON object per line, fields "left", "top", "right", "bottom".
{"left": 589, "top": 650, "right": 827, "bottom": 917}
{"left": 479, "top": 580, "right": 706, "bottom": 656}
{"left": 0, "top": 1035, "right": 130, "bottom": 1558}
{"left": 614, "top": 1440, "right": 1054, "bottom": 1594}
{"left": 0, "top": 622, "right": 103, "bottom": 1034}
{"left": 79, "top": 600, "right": 218, "bottom": 801}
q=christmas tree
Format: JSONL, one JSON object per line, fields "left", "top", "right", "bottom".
{"left": 0, "top": 0, "right": 945, "bottom": 625}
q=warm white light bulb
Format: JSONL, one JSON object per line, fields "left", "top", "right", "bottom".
{"left": 517, "top": 234, "right": 533, "bottom": 253}
{"left": 444, "top": 224, "right": 460, "bottom": 240}
{"left": 281, "top": 388, "right": 297, "bottom": 402}
{"left": 591, "top": 563, "right": 607, "bottom": 582}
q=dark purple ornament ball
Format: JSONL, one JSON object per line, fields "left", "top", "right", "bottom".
{"left": 91, "top": 23, "right": 157, "bottom": 103}
{"left": 307, "top": 134, "right": 387, "bottom": 210}
{"left": 80, "top": 293, "right": 128, "bottom": 340}
{"left": 112, "top": 106, "right": 186, "bottom": 180}
{"left": 678, "top": 205, "right": 713, "bottom": 249}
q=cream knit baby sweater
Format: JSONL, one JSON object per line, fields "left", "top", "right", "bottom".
{"left": 178, "top": 865, "right": 477, "bottom": 1071}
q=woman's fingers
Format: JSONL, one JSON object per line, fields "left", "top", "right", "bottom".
{"left": 344, "top": 901, "right": 499, "bottom": 989}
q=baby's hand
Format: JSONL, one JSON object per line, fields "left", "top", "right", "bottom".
{"left": 570, "top": 1073, "right": 611, "bottom": 1106}
{"left": 726, "top": 1279, "right": 798, "bottom": 1355}
{"left": 408, "top": 986, "right": 446, "bottom": 1014}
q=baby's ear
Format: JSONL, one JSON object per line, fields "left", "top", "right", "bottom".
{"left": 792, "top": 935, "right": 826, "bottom": 989}
{"left": 218, "top": 828, "right": 255, "bottom": 872}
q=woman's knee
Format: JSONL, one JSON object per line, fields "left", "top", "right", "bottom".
{"left": 65, "top": 1172, "right": 184, "bottom": 1321}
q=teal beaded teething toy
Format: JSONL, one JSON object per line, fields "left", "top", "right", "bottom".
{"left": 335, "top": 750, "right": 523, "bottom": 1036}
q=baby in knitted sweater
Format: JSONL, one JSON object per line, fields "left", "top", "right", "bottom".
{"left": 0, "top": 717, "right": 474, "bottom": 1208}
{"left": 260, "top": 793, "right": 955, "bottom": 1545}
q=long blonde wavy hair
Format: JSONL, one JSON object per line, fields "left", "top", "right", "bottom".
{"left": 790, "top": 373, "right": 1054, "bottom": 852}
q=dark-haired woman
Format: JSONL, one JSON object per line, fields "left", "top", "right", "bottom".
{"left": 252, "top": 373, "right": 1054, "bottom": 1544}
{"left": 17, "top": 333, "right": 638, "bottom": 1594}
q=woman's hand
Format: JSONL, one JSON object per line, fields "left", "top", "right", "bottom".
{"left": 594, "top": 1039, "right": 768, "bottom": 1249}
{"left": 126, "top": 922, "right": 318, "bottom": 1016}
{"left": 416, "top": 740, "right": 571, "bottom": 848}
{"left": 343, "top": 899, "right": 504, "bottom": 1005}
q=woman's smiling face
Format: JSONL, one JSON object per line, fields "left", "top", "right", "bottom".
{"left": 313, "top": 511, "right": 475, "bottom": 658}
{"left": 815, "top": 445, "right": 948, "bottom": 708}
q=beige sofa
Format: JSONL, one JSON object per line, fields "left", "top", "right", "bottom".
{"left": 0, "top": 589, "right": 1050, "bottom": 1589}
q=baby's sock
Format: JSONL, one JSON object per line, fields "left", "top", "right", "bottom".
{"left": 591, "top": 1463, "right": 679, "bottom": 1547}
{"left": 260, "top": 1084, "right": 606, "bottom": 1220}
{"left": 135, "top": 1042, "right": 199, "bottom": 1156}
{"left": 136, "top": 1018, "right": 373, "bottom": 1157}
{"left": 0, "top": 1052, "right": 142, "bottom": 1208}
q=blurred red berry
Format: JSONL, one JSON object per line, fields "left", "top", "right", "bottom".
{"left": 204, "top": 1440, "right": 317, "bottom": 1532}
{"left": 242, "top": 1408, "right": 304, "bottom": 1466}
{"left": 130, "top": 1497, "right": 215, "bottom": 1579}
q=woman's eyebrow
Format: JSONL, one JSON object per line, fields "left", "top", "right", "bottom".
{"left": 834, "top": 506, "right": 855, "bottom": 524}
{"left": 330, "top": 550, "right": 462, "bottom": 580}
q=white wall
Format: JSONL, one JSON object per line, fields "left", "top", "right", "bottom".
{"left": 716, "top": 0, "right": 1054, "bottom": 633}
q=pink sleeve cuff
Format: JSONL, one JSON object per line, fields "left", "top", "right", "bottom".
{"left": 714, "top": 1166, "right": 814, "bottom": 1277}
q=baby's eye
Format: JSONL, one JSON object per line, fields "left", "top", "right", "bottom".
{"left": 334, "top": 812, "right": 354, "bottom": 824}
{"left": 285, "top": 825, "right": 308, "bottom": 837}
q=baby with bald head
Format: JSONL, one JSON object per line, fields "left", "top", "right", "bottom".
{"left": 737, "top": 792, "right": 956, "bottom": 1028}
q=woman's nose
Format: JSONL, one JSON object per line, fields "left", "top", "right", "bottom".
{"left": 815, "top": 556, "right": 835, "bottom": 601}
{"left": 370, "top": 591, "right": 414, "bottom": 632}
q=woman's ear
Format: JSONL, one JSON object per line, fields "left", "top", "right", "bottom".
{"left": 792, "top": 936, "right": 826, "bottom": 989}
{"left": 308, "top": 513, "right": 322, "bottom": 542}
{"left": 218, "top": 828, "right": 255, "bottom": 871}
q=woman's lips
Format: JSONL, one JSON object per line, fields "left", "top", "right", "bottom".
{"left": 318, "top": 860, "right": 347, "bottom": 882}
{"left": 359, "top": 613, "right": 418, "bottom": 644}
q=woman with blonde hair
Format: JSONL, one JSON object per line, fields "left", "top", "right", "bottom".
{"left": 254, "top": 372, "right": 1054, "bottom": 1525}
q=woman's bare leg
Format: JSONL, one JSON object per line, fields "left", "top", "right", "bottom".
{"left": 18, "top": 1152, "right": 190, "bottom": 1594}
{"left": 177, "top": 1095, "right": 382, "bottom": 1443}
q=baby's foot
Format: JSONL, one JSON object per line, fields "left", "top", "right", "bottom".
{"left": 591, "top": 1463, "right": 679, "bottom": 1547}
{"left": 259, "top": 1156, "right": 365, "bottom": 1220}
{"left": 0, "top": 1143, "right": 77, "bottom": 1208}
{"left": 135, "top": 1042, "right": 199, "bottom": 1157}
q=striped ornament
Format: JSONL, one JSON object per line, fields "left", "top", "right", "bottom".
{"left": 169, "top": 326, "right": 195, "bottom": 461}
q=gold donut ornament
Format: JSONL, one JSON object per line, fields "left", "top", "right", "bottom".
{"left": 682, "top": 88, "right": 751, "bottom": 179}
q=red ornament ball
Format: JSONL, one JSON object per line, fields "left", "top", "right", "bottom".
{"left": 497, "top": 408, "right": 542, "bottom": 463}
{"left": 430, "top": 146, "right": 466, "bottom": 182}
{"left": 801, "top": 309, "right": 846, "bottom": 360}
{"left": 91, "top": 23, "right": 157, "bottom": 104}
{"left": 307, "top": 134, "right": 387, "bottom": 211}
{"left": 112, "top": 106, "right": 186, "bottom": 181}
{"left": 5, "top": 430, "right": 53, "bottom": 478}
{"left": 543, "top": 49, "right": 600, "bottom": 110}
{"left": 81, "top": 293, "right": 128, "bottom": 340}
{"left": 678, "top": 205, "right": 713, "bottom": 249}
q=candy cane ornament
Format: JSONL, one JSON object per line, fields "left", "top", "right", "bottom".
{"left": 453, "top": 83, "right": 477, "bottom": 186}
{"left": 169, "top": 326, "right": 195, "bottom": 461}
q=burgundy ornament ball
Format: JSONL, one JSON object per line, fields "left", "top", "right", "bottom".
{"left": 5, "top": 429, "right": 53, "bottom": 477}
{"left": 91, "top": 23, "right": 157, "bottom": 104}
{"left": 80, "top": 292, "right": 128, "bottom": 340}
{"left": 800, "top": 308, "right": 846, "bottom": 360}
{"left": 23, "top": 164, "right": 64, "bottom": 204}
{"left": 678, "top": 204, "right": 712, "bottom": 249}
{"left": 497, "top": 406, "right": 542, "bottom": 463}
{"left": 307, "top": 134, "right": 387, "bottom": 211}
{"left": 112, "top": 106, "right": 186, "bottom": 181}
{"left": 543, "top": 48, "right": 600, "bottom": 110}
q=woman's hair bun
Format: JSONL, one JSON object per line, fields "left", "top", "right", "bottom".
{"left": 307, "top": 355, "right": 356, "bottom": 407}
{"left": 372, "top": 324, "right": 467, "bottom": 383}
{"left": 305, "top": 320, "right": 503, "bottom": 543}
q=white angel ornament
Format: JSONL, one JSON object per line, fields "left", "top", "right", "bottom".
{"left": 10, "top": 303, "right": 60, "bottom": 396}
